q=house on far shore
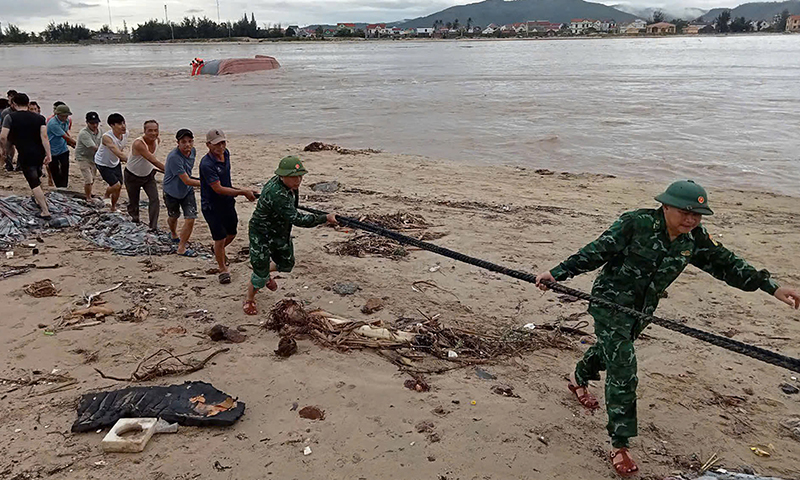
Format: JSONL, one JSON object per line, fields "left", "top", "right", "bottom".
{"left": 336, "top": 23, "right": 356, "bottom": 34}
{"left": 482, "top": 23, "right": 499, "bottom": 35}
{"left": 683, "top": 24, "right": 714, "bottom": 34}
{"left": 621, "top": 19, "right": 647, "bottom": 35}
{"left": 787, "top": 15, "right": 800, "bottom": 32}
{"left": 647, "top": 22, "right": 676, "bottom": 34}
{"left": 93, "top": 32, "right": 128, "bottom": 42}
{"left": 416, "top": 27, "right": 434, "bottom": 37}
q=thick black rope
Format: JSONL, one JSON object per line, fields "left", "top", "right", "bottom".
{"left": 300, "top": 205, "right": 800, "bottom": 373}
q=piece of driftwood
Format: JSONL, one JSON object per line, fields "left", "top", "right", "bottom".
{"left": 94, "top": 348, "right": 230, "bottom": 382}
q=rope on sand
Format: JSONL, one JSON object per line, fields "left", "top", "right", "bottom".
{"left": 299, "top": 205, "right": 800, "bottom": 374}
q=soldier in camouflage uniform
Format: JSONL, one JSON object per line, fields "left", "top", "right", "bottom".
{"left": 242, "top": 156, "right": 337, "bottom": 315}
{"left": 535, "top": 180, "right": 799, "bottom": 477}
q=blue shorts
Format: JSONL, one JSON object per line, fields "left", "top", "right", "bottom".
{"left": 202, "top": 206, "right": 238, "bottom": 241}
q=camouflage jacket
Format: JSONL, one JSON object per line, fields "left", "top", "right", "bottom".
{"left": 249, "top": 176, "right": 327, "bottom": 240}
{"left": 550, "top": 208, "right": 780, "bottom": 316}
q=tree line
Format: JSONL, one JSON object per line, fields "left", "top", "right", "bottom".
{"left": 0, "top": 13, "right": 305, "bottom": 44}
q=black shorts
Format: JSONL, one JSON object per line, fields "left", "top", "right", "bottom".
{"left": 164, "top": 192, "right": 198, "bottom": 219}
{"left": 97, "top": 163, "right": 123, "bottom": 187}
{"left": 20, "top": 162, "right": 43, "bottom": 189}
{"left": 202, "top": 206, "right": 238, "bottom": 241}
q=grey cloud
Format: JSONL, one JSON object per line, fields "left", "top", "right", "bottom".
{"left": 64, "top": 1, "right": 101, "bottom": 7}
{"left": 0, "top": 0, "right": 66, "bottom": 17}
{"left": 186, "top": 8, "right": 204, "bottom": 14}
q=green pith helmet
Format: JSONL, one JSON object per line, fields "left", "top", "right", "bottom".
{"left": 655, "top": 180, "right": 713, "bottom": 215}
{"left": 274, "top": 156, "right": 308, "bottom": 177}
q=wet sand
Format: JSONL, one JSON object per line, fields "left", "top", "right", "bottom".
{"left": 1, "top": 134, "right": 799, "bottom": 480}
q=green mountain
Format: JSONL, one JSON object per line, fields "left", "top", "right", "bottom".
{"left": 398, "top": 0, "right": 639, "bottom": 28}
{"left": 700, "top": 0, "right": 800, "bottom": 21}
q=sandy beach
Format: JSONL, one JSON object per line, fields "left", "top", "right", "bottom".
{"left": 1, "top": 134, "right": 799, "bottom": 480}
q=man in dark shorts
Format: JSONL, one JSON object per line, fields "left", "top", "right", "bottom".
{"left": 198, "top": 129, "right": 256, "bottom": 284}
{"left": 0, "top": 93, "right": 53, "bottom": 218}
{"left": 242, "top": 156, "right": 337, "bottom": 315}
{"left": 93, "top": 113, "right": 128, "bottom": 212}
{"left": 163, "top": 129, "right": 201, "bottom": 256}
{"left": 46, "top": 104, "right": 76, "bottom": 188}
{"left": 1, "top": 91, "right": 17, "bottom": 171}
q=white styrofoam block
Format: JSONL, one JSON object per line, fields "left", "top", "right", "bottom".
{"left": 101, "top": 418, "right": 159, "bottom": 453}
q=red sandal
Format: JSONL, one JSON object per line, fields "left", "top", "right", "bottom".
{"left": 242, "top": 299, "right": 258, "bottom": 316}
{"left": 610, "top": 448, "right": 639, "bottom": 477}
{"left": 266, "top": 278, "right": 278, "bottom": 291}
{"left": 568, "top": 381, "right": 600, "bottom": 411}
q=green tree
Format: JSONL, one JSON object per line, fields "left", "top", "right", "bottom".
{"left": 651, "top": 10, "right": 665, "bottom": 23}
{"left": 673, "top": 18, "right": 688, "bottom": 33}
{"left": 777, "top": 9, "right": 790, "bottom": 31}
{"left": 4, "top": 24, "right": 30, "bottom": 43}
{"left": 41, "top": 22, "right": 92, "bottom": 43}
{"left": 315, "top": 25, "right": 324, "bottom": 37}
{"left": 716, "top": 10, "right": 731, "bottom": 33}
{"left": 285, "top": 26, "right": 296, "bottom": 37}
{"left": 729, "top": 16, "right": 751, "bottom": 32}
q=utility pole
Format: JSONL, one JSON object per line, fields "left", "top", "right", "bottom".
{"left": 216, "top": 0, "right": 221, "bottom": 23}
{"left": 165, "top": 4, "right": 175, "bottom": 40}
{"left": 107, "top": 0, "right": 113, "bottom": 29}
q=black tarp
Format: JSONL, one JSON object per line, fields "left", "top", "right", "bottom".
{"left": 71, "top": 381, "right": 245, "bottom": 433}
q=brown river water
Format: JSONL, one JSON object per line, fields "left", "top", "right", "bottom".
{"left": 2, "top": 35, "right": 799, "bottom": 195}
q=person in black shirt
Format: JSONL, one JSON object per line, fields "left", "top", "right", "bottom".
{"left": 0, "top": 93, "right": 53, "bottom": 219}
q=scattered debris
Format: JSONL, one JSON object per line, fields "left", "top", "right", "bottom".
{"left": 475, "top": 367, "right": 496, "bottom": 380}
{"left": 101, "top": 418, "right": 158, "bottom": 453}
{"left": 190, "top": 394, "right": 237, "bottom": 416}
{"left": 154, "top": 419, "right": 178, "bottom": 434}
{"left": 310, "top": 181, "right": 341, "bottom": 193}
{"left": 361, "top": 297, "right": 384, "bottom": 315}
{"left": 325, "top": 234, "right": 408, "bottom": 259}
{"left": 23, "top": 279, "right": 58, "bottom": 297}
{"left": 298, "top": 406, "right": 325, "bottom": 420}
{"left": 71, "top": 381, "right": 245, "bottom": 433}
{"left": 750, "top": 444, "right": 772, "bottom": 457}
{"left": 780, "top": 418, "right": 800, "bottom": 442}
{"left": 94, "top": 347, "right": 230, "bottom": 382}
{"left": 82, "top": 282, "right": 123, "bottom": 308}
{"left": 119, "top": 305, "right": 149, "bottom": 323}
{"left": 139, "top": 258, "right": 163, "bottom": 273}
{"left": 0, "top": 266, "right": 30, "bottom": 280}
{"left": 207, "top": 325, "right": 247, "bottom": 343}
{"left": 161, "top": 326, "right": 187, "bottom": 336}
{"left": 303, "top": 446, "right": 312, "bottom": 456}
{"left": 356, "top": 212, "right": 431, "bottom": 230}
{"left": 332, "top": 282, "right": 360, "bottom": 296}
{"left": 431, "top": 406, "right": 450, "bottom": 417}
{"left": 275, "top": 337, "right": 298, "bottom": 357}
{"left": 0, "top": 192, "right": 94, "bottom": 245}
{"left": 415, "top": 420, "right": 434, "bottom": 433}
{"left": 491, "top": 384, "right": 520, "bottom": 398}
{"left": 81, "top": 212, "right": 181, "bottom": 256}
{"left": 303, "top": 141, "right": 381, "bottom": 155}
{"left": 186, "top": 308, "right": 214, "bottom": 322}
{"left": 780, "top": 383, "right": 799, "bottom": 395}
{"left": 428, "top": 432, "right": 441, "bottom": 443}
{"left": 265, "top": 300, "right": 576, "bottom": 367}
{"left": 404, "top": 377, "right": 430, "bottom": 392}
{"left": 213, "top": 461, "right": 232, "bottom": 471}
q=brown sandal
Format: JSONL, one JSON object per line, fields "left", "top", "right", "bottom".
{"left": 242, "top": 299, "right": 258, "bottom": 316}
{"left": 610, "top": 448, "right": 639, "bottom": 477}
{"left": 568, "top": 381, "right": 600, "bottom": 411}
{"left": 266, "top": 278, "right": 278, "bottom": 292}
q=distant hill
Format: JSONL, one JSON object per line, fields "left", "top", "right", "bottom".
{"left": 611, "top": 4, "right": 709, "bottom": 21}
{"left": 700, "top": 0, "right": 800, "bottom": 21}
{"left": 398, "top": 0, "right": 639, "bottom": 29}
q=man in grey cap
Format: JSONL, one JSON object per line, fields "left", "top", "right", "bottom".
{"left": 46, "top": 104, "right": 76, "bottom": 188}
{"left": 75, "top": 111, "right": 103, "bottom": 201}
{"left": 198, "top": 129, "right": 256, "bottom": 284}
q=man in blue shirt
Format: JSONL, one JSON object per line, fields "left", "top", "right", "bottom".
{"left": 46, "top": 104, "right": 76, "bottom": 188}
{"left": 199, "top": 129, "right": 256, "bottom": 284}
{"left": 163, "top": 129, "right": 201, "bottom": 257}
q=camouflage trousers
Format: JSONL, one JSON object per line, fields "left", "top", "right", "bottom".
{"left": 249, "top": 228, "right": 294, "bottom": 289}
{"left": 574, "top": 306, "right": 643, "bottom": 448}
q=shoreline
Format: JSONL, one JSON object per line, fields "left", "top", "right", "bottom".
{"left": 1, "top": 31, "right": 792, "bottom": 48}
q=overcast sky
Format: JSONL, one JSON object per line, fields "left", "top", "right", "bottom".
{"left": 1, "top": 0, "right": 739, "bottom": 32}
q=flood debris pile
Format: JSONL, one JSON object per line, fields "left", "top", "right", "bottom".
{"left": 325, "top": 212, "right": 446, "bottom": 259}
{"left": 265, "top": 299, "right": 576, "bottom": 369}
{"left": 303, "top": 141, "right": 381, "bottom": 155}
{"left": 81, "top": 213, "right": 177, "bottom": 256}
{"left": 0, "top": 192, "right": 184, "bottom": 256}
{"left": 0, "top": 192, "right": 94, "bottom": 246}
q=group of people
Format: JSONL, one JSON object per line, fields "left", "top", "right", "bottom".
{"left": 0, "top": 86, "right": 336, "bottom": 317}
{"left": 2, "top": 88, "right": 799, "bottom": 478}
